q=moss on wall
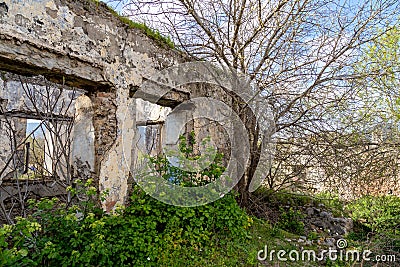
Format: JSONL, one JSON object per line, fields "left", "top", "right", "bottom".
{"left": 91, "top": 0, "right": 175, "bottom": 49}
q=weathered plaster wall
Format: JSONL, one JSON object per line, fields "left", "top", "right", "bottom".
{"left": 0, "top": 116, "right": 26, "bottom": 180}
{"left": 0, "top": 0, "right": 188, "bottom": 104}
{"left": 71, "top": 95, "right": 95, "bottom": 173}
{"left": 0, "top": 71, "right": 80, "bottom": 116}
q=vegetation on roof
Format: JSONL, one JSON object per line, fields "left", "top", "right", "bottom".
{"left": 101, "top": 2, "right": 175, "bottom": 49}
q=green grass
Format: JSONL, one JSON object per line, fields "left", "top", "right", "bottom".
{"left": 156, "top": 218, "right": 320, "bottom": 267}
{"left": 154, "top": 191, "right": 399, "bottom": 266}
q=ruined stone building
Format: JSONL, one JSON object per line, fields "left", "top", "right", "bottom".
{"left": 0, "top": 0, "right": 239, "bottom": 222}
{"left": 0, "top": 0, "right": 196, "bottom": 220}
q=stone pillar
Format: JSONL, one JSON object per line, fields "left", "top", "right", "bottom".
{"left": 90, "top": 90, "right": 137, "bottom": 211}
{"left": 89, "top": 92, "right": 117, "bottom": 176}
{"left": 71, "top": 95, "right": 95, "bottom": 173}
{"left": 0, "top": 116, "right": 26, "bottom": 182}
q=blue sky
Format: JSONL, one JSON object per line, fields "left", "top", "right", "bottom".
{"left": 102, "top": 0, "right": 124, "bottom": 14}
{"left": 26, "top": 119, "right": 45, "bottom": 138}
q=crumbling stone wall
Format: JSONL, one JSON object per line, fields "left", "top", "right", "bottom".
{"left": 89, "top": 91, "right": 117, "bottom": 175}
{"left": 0, "top": 0, "right": 188, "bottom": 99}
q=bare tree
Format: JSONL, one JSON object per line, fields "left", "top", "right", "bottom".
{"left": 106, "top": 0, "right": 400, "bottom": 203}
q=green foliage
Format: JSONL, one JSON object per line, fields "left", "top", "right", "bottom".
{"left": 315, "top": 191, "right": 347, "bottom": 217}
{"left": 0, "top": 186, "right": 250, "bottom": 266}
{"left": 277, "top": 207, "right": 305, "bottom": 235}
{"left": 307, "top": 231, "right": 319, "bottom": 241}
{"left": 353, "top": 25, "right": 400, "bottom": 126}
{"left": 127, "top": 185, "right": 251, "bottom": 246}
{"left": 149, "top": 133, "right": 225, "bottom": 187}
{"left": 362, "top": 26, "right": 399, "bottom": 88}
{"left": 346, "top": 195, "right": 400, "bottom": 234}
{"left": 0, "top": 179, "right": 106, "bottom": 266}
{"left": 346, "top": 195, "right": 400, "bottom": 263}
{"left": 346, "top": 221, "right": 372, "bottom": 242}
{"left": 0, "top": 147, "right": 251, "bottom": 266}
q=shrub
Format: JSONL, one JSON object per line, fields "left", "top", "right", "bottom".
{"left": 0, "top": 134, "right": 251, "bottom": 266}
{"left": 315, "top": 191, "right": 346, "bottom": 217}
{"left": 0, "top": 186, "right": 250, "bottom": 266}
{"left": 346, "top": 195, "right": 400, "bottom": 233}
{"left": 346, "top": 195, "right": 400, "bottom": 257}
{"left": 277, "top": 207, "right": 305, "bottom": 235}
{"left": 149, "top": 133, "right": 225, "bottom": 187}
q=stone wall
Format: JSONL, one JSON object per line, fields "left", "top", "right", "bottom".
{"left": 0, "top": 0, "right": 188, "bottom": 101}
{"left": 89, "top": 91, "right": 117, "bottom": 175}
